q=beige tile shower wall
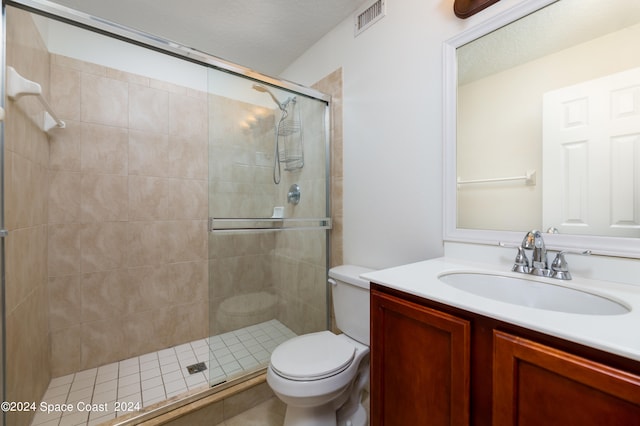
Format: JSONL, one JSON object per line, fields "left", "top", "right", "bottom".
{"left": 208, "top": 95, "right": 278, "bottom": 335}
{"left": 209, "top": 95, "right": 276, "bottom": 217}
{"left": 267, "top": 72, "right": 342, "bottom": 336}
{"left": 47, "top": 53, "right": 209, "bottom": 376}
{"left": 274, "top": 231, "right": 327, "bottom": 335}
{"left": 4, "top": 8, "right": 53, "bottom": 426}
{"left": 208, "top": 89, "right": 332, "bottom": 337}
{"left": 271, "top": 93, "right": 332, "bottom": 335}
{"left": 208, "top": 232, "right": 276, "bottom": 335}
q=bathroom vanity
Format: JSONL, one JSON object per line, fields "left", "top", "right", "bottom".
{"left": 364, "top": 259, "right": 640, "bottom": 426}
{"left": 403, "top": 0, "right": 640, "bottom": 423}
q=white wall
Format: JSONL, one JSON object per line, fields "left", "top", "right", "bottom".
{"left": 280, "top": 0, "right": 529, "bottom": 269}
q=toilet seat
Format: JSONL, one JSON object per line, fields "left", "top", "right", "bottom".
{"left": 270, "top": 331, "right": 355, "bottom": 381}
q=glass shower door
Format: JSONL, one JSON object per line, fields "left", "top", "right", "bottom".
{"left": 206, "top": 68, "right": 331, "bottom": 386}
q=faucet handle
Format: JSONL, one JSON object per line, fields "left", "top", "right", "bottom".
{"left": 550, "top": 250, "right": 591, "bottom": 280}
{"left": 499, "top": 242, "right": 530, "bottom": 273}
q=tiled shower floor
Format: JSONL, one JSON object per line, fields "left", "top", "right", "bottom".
{"left": 30, "top": 320, "right": 296, "bottom": 426}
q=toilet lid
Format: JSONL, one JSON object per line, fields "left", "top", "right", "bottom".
{"left": 270, "top": 331, "right": 355, "bottom": 381}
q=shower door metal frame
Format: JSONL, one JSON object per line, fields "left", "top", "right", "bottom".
{"left": 0, "top": 3, "right": 6, "bottom": 426}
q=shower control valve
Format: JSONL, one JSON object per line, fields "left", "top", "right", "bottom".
{"left": 288, "top": 183, "right": 301, "bottom": 205}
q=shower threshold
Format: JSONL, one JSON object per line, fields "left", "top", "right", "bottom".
{"left": 30, "top": 319, "right": 296, "bottom": 426}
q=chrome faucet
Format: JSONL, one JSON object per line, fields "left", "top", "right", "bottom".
{"left": 501, "top": 230, "right": 591, "bottom": 280}
{"left": 530, "top": 230, "right": 550, "bottom": 277}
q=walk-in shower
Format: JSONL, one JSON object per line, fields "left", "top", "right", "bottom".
{"left": 1, "top": 2, "right": 331, "bottom": 425}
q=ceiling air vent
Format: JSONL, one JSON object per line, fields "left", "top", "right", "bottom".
{"left": 354, "top": 0, "right": 386, "bottom": 37}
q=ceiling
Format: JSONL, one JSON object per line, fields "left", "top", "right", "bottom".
{"left": 457, "top": 0, "right": 640, "bottom": 84}
{"left": 45, "top": 0, "right": 367, "bottom": 76}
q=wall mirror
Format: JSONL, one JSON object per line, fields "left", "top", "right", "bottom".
{"left": 444, "top": 0, "right": 640, "bottom": 257}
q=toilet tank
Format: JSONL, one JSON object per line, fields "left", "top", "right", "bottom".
{"left": 328, "top": 265, "right": 374, "bottom": 346}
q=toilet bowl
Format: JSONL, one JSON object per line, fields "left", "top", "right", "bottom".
{"left": 266, "top": 265, "right": 373, "bottom": 426}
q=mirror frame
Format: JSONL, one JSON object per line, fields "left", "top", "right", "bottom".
{"left": 443, "top": 0, "right": 640, "bottom": 259}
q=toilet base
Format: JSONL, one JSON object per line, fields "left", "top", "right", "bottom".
{"left": 282, "top": 401, "right": 368, "bottom": 426}
{"left": 340, "top": 404, "right": 367, "bottom": 426}
{"left": 283, "top": 404, "right": 337, "bottom": 426}
{"left": 337, "top": 358, "right": 369, "bottom": 426}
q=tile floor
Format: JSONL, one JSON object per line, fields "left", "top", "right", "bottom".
{"left": 30, "top": 320, "right": 296, "bottom": 426}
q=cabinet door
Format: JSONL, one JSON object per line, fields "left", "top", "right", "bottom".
{"left": 493, "top": 330, "right": 640, "bottom": 426}
{"left": 370, "top": 289, "right": 471, "bottom": 426}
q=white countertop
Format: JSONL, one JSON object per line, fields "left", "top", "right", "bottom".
{"left": 362, "top": 257, "right": 640, "bottom": 362}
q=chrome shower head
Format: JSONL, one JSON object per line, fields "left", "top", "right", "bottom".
{"left": 252, "top": 84, "right": 285, "bottom": 111}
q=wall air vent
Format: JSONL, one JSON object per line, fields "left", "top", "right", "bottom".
{"left": 354, "top": 0, "right": 386, "bottom": 37}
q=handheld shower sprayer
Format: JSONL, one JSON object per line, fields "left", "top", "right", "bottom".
{"left": 252, "top": 83, "right": 302, "bottom": 185}
{"left": 252, "top": 84, "right": 285, "bottom": 111}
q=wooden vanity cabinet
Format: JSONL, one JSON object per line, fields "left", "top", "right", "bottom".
{"left": 493, "top": 331, "right": 640, "bottom": 426}
{"left": 370, "top": 284, "right": 640, "bottom": 426}
{"left": 370, "top": 287, "right": 471, "bottom": 426}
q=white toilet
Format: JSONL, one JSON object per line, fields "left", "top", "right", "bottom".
{"left": 267, "top": 265, "right": 373, "bottom": 426}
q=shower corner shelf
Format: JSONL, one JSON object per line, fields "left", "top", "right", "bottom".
{"left": 6, "top": 66, "right": 66, "bottom": 132}
{"left": 209, "top": 217, "right": 332, "bottom": 233}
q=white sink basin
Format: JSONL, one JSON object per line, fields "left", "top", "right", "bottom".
{"left": 438, "top": 272, "right": 629, "bottom": 315}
